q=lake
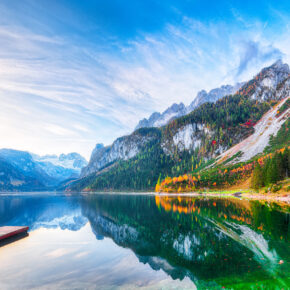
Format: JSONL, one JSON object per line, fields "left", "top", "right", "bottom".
{"left": 0, "top": 193, "right": 289, "bottom": 289}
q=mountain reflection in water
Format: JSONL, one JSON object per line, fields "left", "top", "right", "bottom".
{"left": 81, "top": 194, "right": 289, "bottom": 288}
{"left": 0, "top": 193, "right": 289, "bottom": 289}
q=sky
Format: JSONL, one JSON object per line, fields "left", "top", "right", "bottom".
{"left": 0, "top": 0, "right": 289, "bottom": 159}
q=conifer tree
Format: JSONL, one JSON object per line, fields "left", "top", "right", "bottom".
{"left": 275, "top": 152, "right": 284, "bottom": 180}
{"left": 266, "top": 158, "right": 279, "bottom": 185}
{"left": 251, "top": 162, "right": 264, "bottom": 190}
{"left": 283, "top": 147, "right": 290, "bottom": 178}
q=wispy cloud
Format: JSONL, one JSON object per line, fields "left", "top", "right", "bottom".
{"left": 236, "top": 40, "right": 283, "bottom": 76}
{"left": 0, "top": 2, "right": 289, "bottom": 158}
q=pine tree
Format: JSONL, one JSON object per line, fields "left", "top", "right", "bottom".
{"left": 283, "top": 147, "right": 290, "bottom": 178}
{"left": 262, "top": 159, "right": 270, "bottom": 185}
{"left": 251, "top": 162, "right": 264, "bottom": 190}
{"left": 275, "top": 152, "right": 284, "bottom": 181}
{"left": 266, "top": 158, "right": 279, "bottom": 185}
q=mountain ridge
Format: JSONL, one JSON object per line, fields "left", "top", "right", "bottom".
{"left": 0, "top": 149, "right": 87, "bottom": 191}
{"left": 135, "top": 82, "right": 244, "bottom": 130}
{"left": 70, "top": 60, "right": 289, "bottom": 192}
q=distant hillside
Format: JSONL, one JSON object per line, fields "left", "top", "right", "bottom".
{"left": 68, "top": 60, "right": 289, "bottom": 192}
{"left": 0, "top": 149, "right": 87, "bottom": 191}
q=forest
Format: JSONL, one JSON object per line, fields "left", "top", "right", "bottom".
{"left": 68, "top": 89, "right": 285, "bottom": 192}
{"left": 157, "top": 119, "right": 290, "bottom": 193}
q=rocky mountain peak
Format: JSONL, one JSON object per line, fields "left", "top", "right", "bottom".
{"left": 135, "top": 60, "right": 289, "bottom": 131}
{"left": 77, "top": 60, "right": 290, "bottom": 186}
{"left": 32, "top": 151, "right": 88, "bottom": 171}
{"left": 237, "top": 59, "right": 290, "bottom": 101}
{"left": 135, "top": 103, "right": 186, "bottom": 129}
{"left": 136, "top": 82, "right": 243, "bottom": 130}
{"left": 271, "top": 59, "right": 287, "bottom": 69}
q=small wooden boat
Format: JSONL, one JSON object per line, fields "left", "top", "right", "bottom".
{"left": 0, "top": 226, "right": 29, "bottom": 241}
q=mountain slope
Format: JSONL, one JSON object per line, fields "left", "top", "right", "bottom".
{"left": 0, "top": 150, "right": 54, "bottom": 191}
{"left": 69, "top": 60, "right": 289, "bottom": 192}
{"left": 217, "top": 97, "right": 289, "bottom": 165}
{"left": 0, "top": 149, "right": 87, "bottom": 191}
{"left": 80, "top": 128, "right": 160, "bottom": 178}
{"left": 156, "top": 118, "right": 290, "bottom": 193}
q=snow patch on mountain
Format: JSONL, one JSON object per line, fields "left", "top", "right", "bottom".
{"left": 33, "top": 153, "right": 87, "bottom": 171}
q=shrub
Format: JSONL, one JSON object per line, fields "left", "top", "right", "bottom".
{"left": 272, "top": 184, "right": 282, "bottom": 193}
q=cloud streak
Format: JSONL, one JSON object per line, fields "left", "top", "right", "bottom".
{"left": 0, "top": 2, "right": 289, "bottom": 158}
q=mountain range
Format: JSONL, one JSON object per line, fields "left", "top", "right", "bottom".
{"left": 0, "top": 149, "right": 87, "bottom": 191}
{"left": 69, "top": 59, "right": 289, "bottom": 192}
{"left": 1, "top": 60, "right": 289, "bottom": 192}
{"left": 135, "top": 83, "right": 244, "bottom": 129}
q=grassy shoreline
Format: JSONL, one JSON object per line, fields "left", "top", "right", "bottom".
{"left": 157, "top": 189, "right": 290, "bottom": 203}
{"left": 157, "top": 177, "right": 290, "bottom": 203}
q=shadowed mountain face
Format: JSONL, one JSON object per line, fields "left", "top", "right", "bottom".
{"left": 0, "top": 149, "right": 87, "bottom": 191}
{"left": 80, "top": 194, "right": 290, "bottom": 288}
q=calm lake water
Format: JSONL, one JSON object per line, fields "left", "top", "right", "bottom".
{"left": 0, "top": 193, "right": 289, "bottom": 289}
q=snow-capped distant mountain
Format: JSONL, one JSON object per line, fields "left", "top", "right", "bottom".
{"left": 0, "top": 149, "right": 55, "bottom": 190}
{"left": 33, "top": 152, "right": 87, "bottom": 171}
{"left": 0, "top": 149, "right": 87, "bottom": 191}
{"left": 135, "top": 83, "right": 244, "bottom": 130}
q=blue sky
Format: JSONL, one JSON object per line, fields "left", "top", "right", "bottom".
{"left": 0, "top": 0, "right": 289, "bottom": 159}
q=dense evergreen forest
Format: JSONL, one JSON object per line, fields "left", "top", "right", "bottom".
{"left": 157, "top": 119, "right": 290, "bottom": 193}
{"left": 251, "top": 118, "right": 290, "bottom": 191}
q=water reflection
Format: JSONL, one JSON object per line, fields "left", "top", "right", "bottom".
{"left": 0, "top": 193, "right": 289, "bottom": 289}
{"left": 0, "top": 194, "right": 87, "bottom": 231}
{"left": 81, "top": 194, "right": 289, "bottom": 288}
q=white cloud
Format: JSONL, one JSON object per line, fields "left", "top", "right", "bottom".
{"left": 0, "top": 8, "right": 289, "bottom": 158}
{"left": 44, "top": 124, "right": 76, "bottom": 136}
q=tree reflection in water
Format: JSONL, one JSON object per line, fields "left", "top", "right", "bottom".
{"left": 81, "top": 194, "right": 290, "bottom": 289}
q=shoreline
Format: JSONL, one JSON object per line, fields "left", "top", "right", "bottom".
{"left": 156, "top": 191, "right": 290, "bottom": 203}
{"left": 0, "top": 190, "right": 289, "bottom": 204}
